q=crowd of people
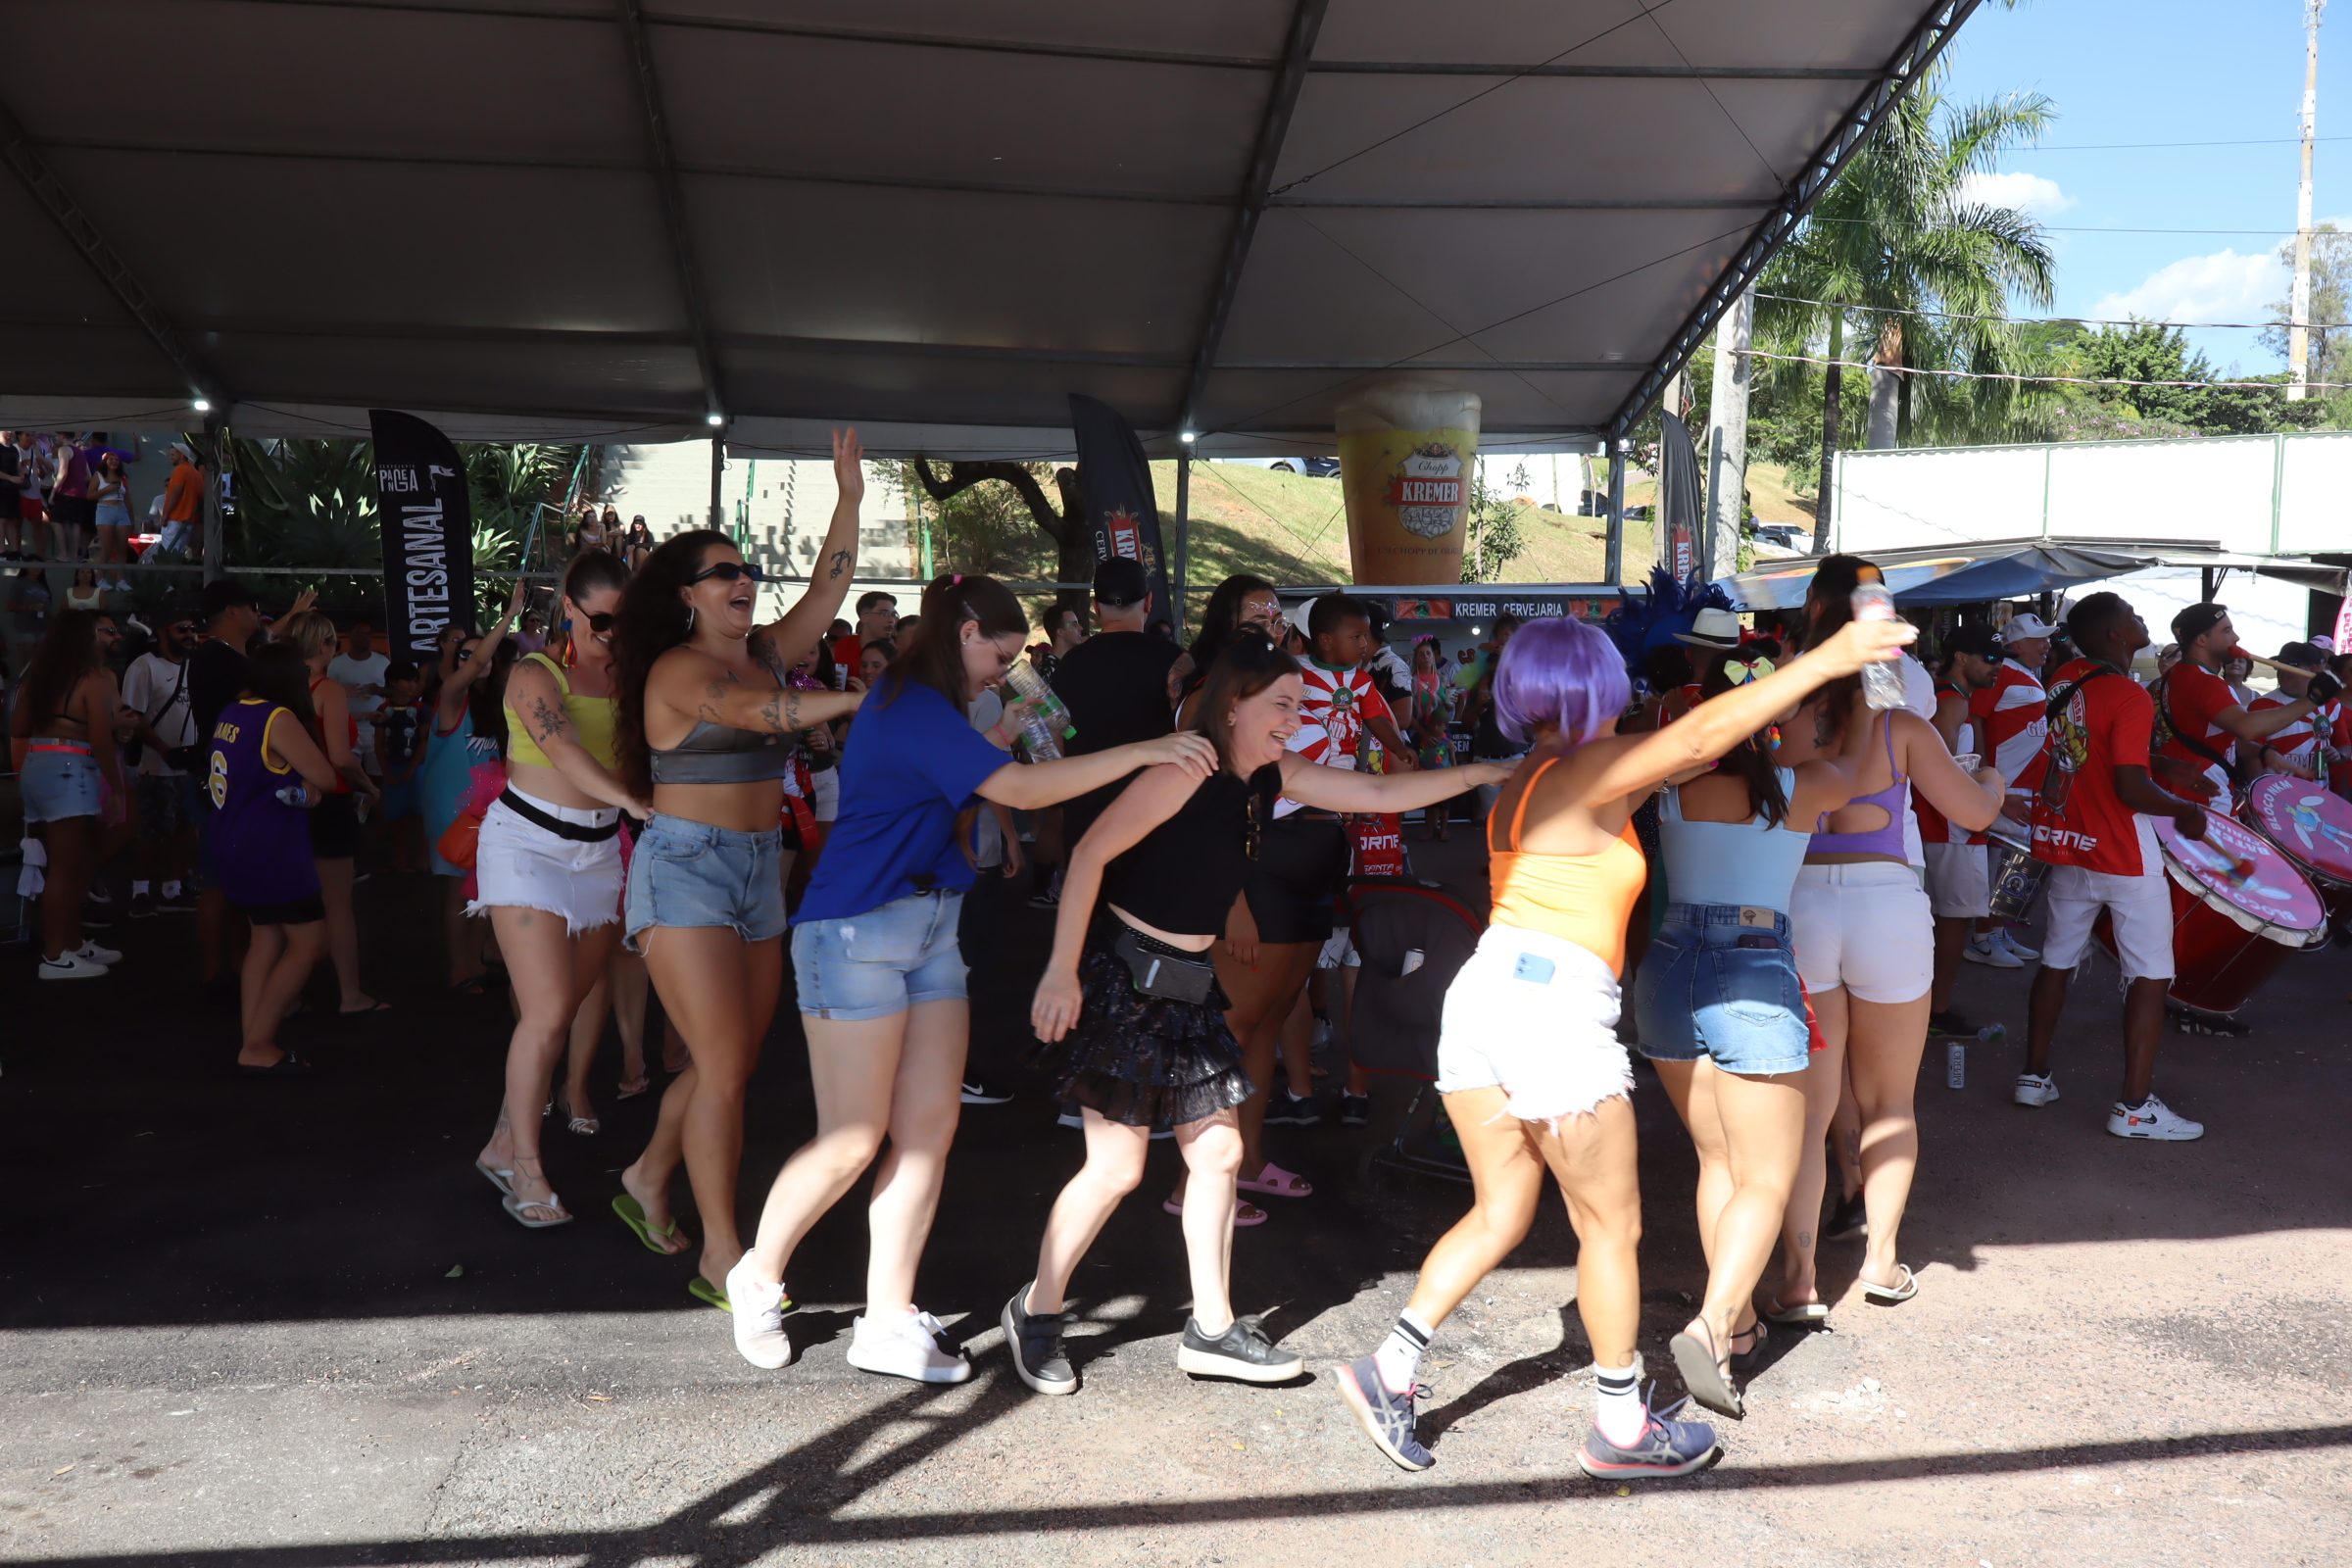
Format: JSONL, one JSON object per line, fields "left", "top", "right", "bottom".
{"left": 12, "top": 431, "right": 2351, "bottom": 1483}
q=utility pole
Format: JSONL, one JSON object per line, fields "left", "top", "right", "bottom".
{"left": 2290, "top": 0, "right": 2327, "bottom": 400}
{"left": 1704, "top": 286, "right": 1753, "bottom": 581}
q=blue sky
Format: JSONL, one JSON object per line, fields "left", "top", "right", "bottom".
{"left": 1936, "top": 0, "right": 2350, "bottom": 372}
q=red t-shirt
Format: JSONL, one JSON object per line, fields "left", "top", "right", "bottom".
{"left": 2154, "top": 661, "right": 2236, "bottom": 799}
{"left": 1969, "top": 660, "right": 2048, "bottom": 790}
{"left": 2030, "top": 659, "right": 2162, "bottom": 876}
{"left": 1297, "top": 661, "right": 1395, "bottom": 762}
{"left": 1917, "top": 678, "right": 1984, "bottom": 847}
{"left": 830, "top": 633, "right": 863, "bottom": 670}
{"left": 2247, "top": 692, "right": 2321, "bottom": 773}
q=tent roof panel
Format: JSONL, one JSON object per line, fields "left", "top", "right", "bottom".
{"left": 637, "top": 0, "right": 1298, "bottom": 60}
{"left": 1315, "top": 0, "right": 1926, "bottom": 71}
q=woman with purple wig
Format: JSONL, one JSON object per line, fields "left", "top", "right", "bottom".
{"left": 1334, "top": 612, "right": 1917, "bottom": 1483}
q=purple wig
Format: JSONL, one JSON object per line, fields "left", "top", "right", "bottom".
{"left": 1493, "top": 616, "right": 1633, "bottom": 748}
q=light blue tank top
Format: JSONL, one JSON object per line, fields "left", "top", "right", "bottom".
{"left": 1660, "top": 767, "right": 1812, "bottom": 914}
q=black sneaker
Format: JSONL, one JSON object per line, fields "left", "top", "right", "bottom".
{"left": 1339, "top": 1093, "right": 1370, "bottom": 1127}
{"left": 1263, "top": 1087, "right": 1321, "bottom": 1126}
{"left": 1176, "top": 1317, "right": 1303, "bottom": 1383}
{"left": 1824, "top": 1189, "right": 1868, "bottom": 1241}
{"left": 1575, "top": 1393, "right": 1718, "bottom": 1479}
{"left": 1002, "top": 1284, "right": 1077, "bottom": 1396}
{"left": 2169, "top": 1004, "right": 2251, "bottom": 1037}
{"left": 960, "top": 1079, "right": 1014, "bottom": 1105}
{"left": 128, "top": 892, "right": 157, "bottom": 920}
{"left": 1027, "top": 887, "right": 1059, "bottom": 910}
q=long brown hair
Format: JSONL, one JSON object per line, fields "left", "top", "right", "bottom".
{"left": 884, "top": 573, "right": 1026, "bottom": 710}
{"left": 246, "top": 641, "right": 318, "bottom": 735}
{"left": 22, "top": 609, "right": 104, "bottom": 727}
{"left": 1190, "top": 628, "right": 1299, "bottom": 777}
{"left": 1697, "top": 650, "right": 1789, "bottom": 826}
{"left": 610, "top": 529, "right": 728, "bottom": 800}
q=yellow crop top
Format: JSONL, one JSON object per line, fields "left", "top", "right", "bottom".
{"left": 1486, "top": 756, "right": 1648, "bottom": 977}
{"left": 505, "top": 652, "right": 618, "bottom": 771}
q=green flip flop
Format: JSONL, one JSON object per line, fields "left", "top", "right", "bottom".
{"left": 611, "top": 1193, "right": 684, "bottom": 1257}
{"left": 686, "top": 1276, "right": 732, "bottom": 1312}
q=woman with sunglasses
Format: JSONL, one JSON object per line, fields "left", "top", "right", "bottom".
{"left": 718, "top": 570, "right": 1219, "bottom": 1380}
{"left": 609, "top": 430, "right": 872, "bottom": 1304}
{"left": 1008, "top": 632, "right": 1512, "bottom": 1394}
{"left": 471, "top": 549, "right": 649, "bottom": 1229}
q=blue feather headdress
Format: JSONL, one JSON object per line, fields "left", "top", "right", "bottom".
{"left": 1602, "top": 565, "right": 1734, "bottom": 691}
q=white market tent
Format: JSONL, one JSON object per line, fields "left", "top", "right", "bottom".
{"left": 3, "top": 0, "right": 1981, "bottom": 475}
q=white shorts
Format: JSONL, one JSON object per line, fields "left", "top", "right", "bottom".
{"left": 1436, "top": 923, "right": 1632, "bottom": 1126}
{"left": 1921, "top": 841, "right": 1990, "bottom": 919}
{"left": 1317, "top": 928, "right": 1359, "bottom": 968}
{"left": 2038, "top": 863, "right": 2176, "bottom": 980}
{"left": 468, "top": 787, "right": 624, "bottom": 936}
{"left": 1790, "top": 861, "right": 1934, "bottom": 1004}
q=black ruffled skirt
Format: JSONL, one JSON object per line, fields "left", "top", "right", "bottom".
{"left": 1035, "top": 924, "right": 1255, "bottom": 1132}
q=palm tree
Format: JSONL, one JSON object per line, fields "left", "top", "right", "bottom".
{"left": 1757, "top": 77, "right": 2057, "bottom": 549}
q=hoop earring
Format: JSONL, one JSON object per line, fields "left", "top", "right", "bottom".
{"left": 687, "top": 606, "right": 696, "bottom": 632}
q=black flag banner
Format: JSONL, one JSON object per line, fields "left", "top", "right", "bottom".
{"left": 1067, "top": 394, "right": 1173, "bottom": 626}
{"left": 370, "top": 410, "right": 476, "bottom": 662}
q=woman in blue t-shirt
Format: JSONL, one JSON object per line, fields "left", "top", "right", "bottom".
{"left": 718, "top": 572, "right": 1216, "bottom": 1381}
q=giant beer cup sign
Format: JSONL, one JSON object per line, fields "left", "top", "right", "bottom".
{"left": 1338, "top": 382, "right": 1481, "bottom": 585}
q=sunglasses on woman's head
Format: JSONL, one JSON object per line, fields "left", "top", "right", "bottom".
{"left": 691, "top": 561, "right": 769, "bottom": 584}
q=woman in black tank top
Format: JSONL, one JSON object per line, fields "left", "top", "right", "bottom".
{"left": 1000, "top": 633, "right": 1511, "bottom": 1396}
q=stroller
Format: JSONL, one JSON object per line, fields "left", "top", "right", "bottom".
{"left": 1339, "top": 874, "right": 1485, "bottom": 1187}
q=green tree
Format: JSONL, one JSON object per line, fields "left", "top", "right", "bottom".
{"left": 2259, "top": 221, "right": 2352, "bottom": 391}
{"left": 2072, "top": 321, "right": 2326, "bottom": 435}
{"left": 888, "top": 458, "right": 1057, "bottom": 579}
{"left": 1460, "top": 462, "right": 1530, "bottom": 583}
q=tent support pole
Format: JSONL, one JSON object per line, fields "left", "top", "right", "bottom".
{"left": 1604, "top": 444, "right": 1626, "bottom": 587}
{"left": 1174, "top": 451, "right": 1191, "bottom": 636}
{"left": 709, "top": 432, "right": 724, "bottom": 529}
{"left": 203, "top": 415, "right": 227, "bottom": 585}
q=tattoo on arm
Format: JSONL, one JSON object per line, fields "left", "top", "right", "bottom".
{"left": 826, "top": 548, "right": 851, "bottom": 581}
{"left": 747, "top": 632, "right": 787, "bottom": 683}
{"left": 755, "top": 689, "right": 804, "bottom": 734}
{"left": 528, "top": 695, "right": 571, "bottom": 743}
{"left": 1813, "top": 706, "right": 1837, "bottom": 749}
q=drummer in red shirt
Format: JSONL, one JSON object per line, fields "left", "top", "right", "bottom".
{"left": 1964, "top": 612, "right": 2054, "bottom": 968}
{"left": 2245, "top": 642, "right": 2333, "bottom": 780}
{"left": 2152, "top": 603, "right": 2334, "bottom": 803}
{"left": 2014, "top": 593, "right": 2217, "bottom": 1141}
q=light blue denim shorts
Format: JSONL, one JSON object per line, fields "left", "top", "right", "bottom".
{"left": 1633, "top": 903, "right": 1812, "bottom": 1078}
{"left": 791, "top": 888, "right": 967, "bottom": 1021}
{"left": 623, "top": 812, "right": 786, "bottom": 952}
{"left": 22, "top": 745, "right": 103, "bottom": 822}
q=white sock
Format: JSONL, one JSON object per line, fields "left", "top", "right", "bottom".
{"left": 1594, "top": 1359, "right": 1645, "bottom": 1446}
{"left": 1372, "top": 1307, "right": 1435, "bottom": 1394}
{"left": 132, "top": 880, "right": 151, "bottom": 897}
{"left": 162, "top": 881, "right": 181, "bottom": 899}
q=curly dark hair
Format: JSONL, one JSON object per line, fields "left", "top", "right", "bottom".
{"left": 609, "top": 528, "right": 730, "bottom": 801}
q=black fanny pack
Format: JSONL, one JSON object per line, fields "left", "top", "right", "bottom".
{"left": 1113, "top": 926, "right": 1217, "bottom": 1004}
{"left": 498, "top": 788, "right": 620, "bottom": 843}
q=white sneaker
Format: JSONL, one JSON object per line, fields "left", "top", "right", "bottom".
{"left": 846, "top": 1306, "right": 971, "bottom": 1384}
{"left": 2107, "top": 1096, "right": 2203, "bottom": 1141}
{"left": 1964, "top": 936, "right": 2022, "bottom": 968}
{"left": 1995, "top": 929, "right": 2040, "bottom": 962}
{"left": 75, "top": 939, "right": 123, "bottom": 965}
{"left": 723, "top": 1256, "right": 793, "bottom": 1369}
{"left": 2013, "top": 1072, "right": 2060, "bottom": 1107}
{"left": 39, "top": 953, "right": 109, "bottom": 980}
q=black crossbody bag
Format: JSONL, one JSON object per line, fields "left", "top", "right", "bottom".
{"left": 1113, "top": 926, "right": 1217, "bottom": 1004}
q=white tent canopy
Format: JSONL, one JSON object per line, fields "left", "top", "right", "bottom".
{"left": 3, "top": 0, "right": 1978, "bottom": 456}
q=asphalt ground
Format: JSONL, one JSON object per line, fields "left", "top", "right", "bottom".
{"left": 3, "top": 838, "right": 2349, "bottom": 1568}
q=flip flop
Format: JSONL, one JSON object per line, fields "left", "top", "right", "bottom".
{"left": 337, "top": 1000, "right": 394, "bottom": 1015}
{"left": 1237, "top": 1162, "right": 1314, "bottom": 1199}
{"left": 501, "top": 1189, "right": 571, "bottom": 1229}
{"left": 687, "top": 1276, "right": 732, "bottom": 1312}
{"left": 1669, "top": 1321, "right": 1742, "bottom": 1418}
{"left": 1763, "top": 1296, "right": 1831, "bottom": 1325}
{"left": 1859, "top": 1263, "right": 1920, "bottom": 1304}
{"left": 236, "top": 1053, "right": 313, "bottom": 1077}
{"left": 474, "top": 1159, "right": 514, "bottom": 1198}
{"left": 1164, "top": 1197, "right": 1267, "bottom": 1228}
{"left": 610, "top": 1194, "right": 688, "bottom": 1257}
{"left": 1730, "top": 1320, "right": 1769, "bottom": 1374}
{"left": 614, "top": 1076, "right": 654, "bottom": 1101}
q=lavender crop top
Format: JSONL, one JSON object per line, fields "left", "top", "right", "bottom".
{"left": 1809, "top": 715, "right": 1909, "bottom": 858}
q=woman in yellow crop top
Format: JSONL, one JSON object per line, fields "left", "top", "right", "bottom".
{"left": 1334, "top": 612, "right": 1916, "bottom": 1483}
{"left": 471, "top": 549, "right": 651, "bottom": 1232}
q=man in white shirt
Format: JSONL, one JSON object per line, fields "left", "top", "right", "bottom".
{"left": 329, "top": 620, "right": 392, "bottom": 782}
{"left": 122, "top": 612, "right": 203, "bottom": 918}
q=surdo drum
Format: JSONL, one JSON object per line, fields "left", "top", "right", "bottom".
{"left": 2238, "top": 773, "right": 2352, "bottom": 928}
{"left": 1984, "top": 813, "right": 2049, "bottom": 924}
{"left": 2094, "top": 811, "right": 2328, "bottom": 1015}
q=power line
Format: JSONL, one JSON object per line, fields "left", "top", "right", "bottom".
{"left": 1808, "top": 216, "right": 2325, "bottom": 235}
{"left": 1741, "top": 347, "right": 2352, "bottom": 390}
{"left": 1753, "top": 291, "right": 2351, "bottom": 332}
{"left": 2014, "top": 133, "right": 2352, "bottom": 151}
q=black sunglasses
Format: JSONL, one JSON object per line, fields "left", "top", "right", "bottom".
{"left": 691, "top": 561, "right": 770, "bottom": 584}
{"left": 582, "top": 612, "right": 615, "bottom": 632}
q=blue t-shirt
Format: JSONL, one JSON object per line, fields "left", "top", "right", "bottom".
{"left": 793, "top": 676, "right": 1008, "bottom": 924}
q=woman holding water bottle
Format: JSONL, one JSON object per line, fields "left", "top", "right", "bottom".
{"left": 1768, "top": 558, "right": 2006, "bottom": 1318}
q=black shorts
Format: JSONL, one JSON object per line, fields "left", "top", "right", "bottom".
{"left": 1242, "top": 815, "right": 1349, "bottom": 945}
{"left": 307, "top": 792, "right": 360, "bottom": 859}
{"left": 242, "top": 892, "right": 325, "bottom": 927}
{"left": 49, "top": 494, "right": 97, "bottom": 529}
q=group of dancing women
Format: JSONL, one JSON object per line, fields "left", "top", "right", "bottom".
{"left": 397, "top": 429, "right": 1987, "bottom": 1480}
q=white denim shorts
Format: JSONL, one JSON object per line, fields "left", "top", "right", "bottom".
{"left": 468, "top": 787, "right": 623, "bottom": 936}
{"left": 1921, "top": 841, "right": 1990, "bottom": 920}
{"left": 1790, "top": 860, "right": 1934, "bottom": 1005}
{"left": 2040, "top": 863, "right": 2175, "bottom": 980}
{"left": 1436, "top": 923, "right": 1633, "bottom": 1126}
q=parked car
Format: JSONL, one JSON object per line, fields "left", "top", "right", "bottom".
{"left": 1219, "top": 456, "right": 1340, "bottom": 478}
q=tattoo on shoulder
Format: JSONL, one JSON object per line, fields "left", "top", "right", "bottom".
{"left": 529, "top": 695, "right": 571, "bottom": 742}
{"left": 826, "top": 548, "right": 851, "bottom": 581}
{"left": 747, "top": 632, "right": 786, "bottom": 680}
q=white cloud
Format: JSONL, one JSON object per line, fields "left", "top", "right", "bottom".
{"left": 1956, "top": 170, "right": 2077, "bottom": 218}
{"left": 2090, "top": 250, "right": 2285, "bottom": 328}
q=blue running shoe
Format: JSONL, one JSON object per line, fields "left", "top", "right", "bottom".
{"left": 1575, "top": 1391, "right": 1718, "bottom": 1480}
{"left": 1336, "top": 1355, "right": 1434, "bottom": 1471}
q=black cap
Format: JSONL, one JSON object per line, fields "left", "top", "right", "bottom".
{"left": 200, "top": 578, "right": 257, "bottom": 621}
{"left": 2278, "top": 641, "right": 2325, "bottom": 666}
{"left": 2171, "top": 602, "right": 2229, "bottom": 646}
{"left": 1093, "top": 557, "right": 1149, "bottom": 609}
{"left": 1943, "top": 623, "right": 2002, "bottom": 659}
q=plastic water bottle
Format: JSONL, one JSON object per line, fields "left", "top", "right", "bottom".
{"left": 1850, "top": 584, "right": 1909, "bottom": 711}
{"left": 274, "top": 783, "right": 314, "bottom": 808}
{"left": 1004, "top": 662, "right": 1075, "bottom": 760}
{"left": 1946, "top": 1041, "right": 1966, "bottom": 1089}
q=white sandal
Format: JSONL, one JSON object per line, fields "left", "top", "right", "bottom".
{"left": 502, "top": 1188, "right": 572, "bottom": 1229}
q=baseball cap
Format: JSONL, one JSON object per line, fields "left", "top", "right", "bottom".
{"left": 2000, "top": 612, "right": 2056, "bottom": 643}
{"left": 2278, "top": 640, "right": 2326, "bottom": 667}
{"left": 1092, "top": 556, "right": 1149, "bottom": 608}
{"left": 1944, "top": 624, "right": 2003, "bottom": 658}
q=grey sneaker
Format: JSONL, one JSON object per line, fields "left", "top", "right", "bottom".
{"left": 1175, "top": 1317, "right": 1303, "bottom": 1383}
{"left": 1002, "top": 1284, "right": 1077, "bottom": 1396}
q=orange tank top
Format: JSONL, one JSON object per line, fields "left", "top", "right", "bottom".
{"left": 1486, "top": 755, "right": 1647, "bottom": 976}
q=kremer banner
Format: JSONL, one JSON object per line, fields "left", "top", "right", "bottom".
{"left": 370, "top": 410, "right": 475, "bottom": 662}
{"left": 1067, "top": 394, "right": 1174, "bottom": 631}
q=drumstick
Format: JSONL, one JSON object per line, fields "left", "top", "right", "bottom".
{"left": 2234, "top": 649, "right": 2323, "bottom": 678}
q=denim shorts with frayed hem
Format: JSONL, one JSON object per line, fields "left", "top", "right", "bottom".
{"left": 1634, "top": 904, "right": 1812, "bottom": 1078}
{"left": 623, "top": 812, "right": 786, "bottom": 952}
{"left": 22, "top": 747, "right": 102, "bottom": 822}
{"left": 791, "top": 888, "right": 966, "bottom": 1021}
